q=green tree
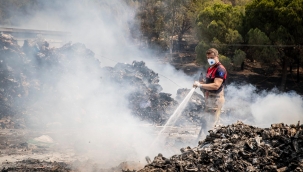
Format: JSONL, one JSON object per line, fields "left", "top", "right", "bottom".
{"left": 220, "top": 54, "right": 233, "bottom": 71}
{"left": 195, "top": 40, "right": 210, "bottom": 65}
{"left": 244, "top": 0, "right": 303, "bottom": 91}
{"left": 195, "top": 2, "right": 244, "bottom": 66}
{"left": 246, "top": 28, "right": 277, "bottom": 63}
{"left": 223, "top": 0, "right": 252, "bottom": 6}
{"left": 135, "top": 0, "right": 166, "bottom": 49}
{"left": 162, "top": 0, "right": 192, "bottom": 53}
{"left": 135, "top": 0, "right": 194, "bottom": 52}
{"left": 0, "top": 0, "right": 39, "bottom": 26}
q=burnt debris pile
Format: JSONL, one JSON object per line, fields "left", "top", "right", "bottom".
{"left": 101, "top": 63, "right": 206, "bottom": 124}
{"left": 101, "top": 61, "right": 177, "bottom": 124}
{"left": 0, "top": 33, "right": 205, "bottom": 127}
{"left": 0, "top": 33, "right": 26, "bottom": 118}
{"left": 175, "top": 88, "right": 204, "bottom": 125}
{"left": 1, "top": 159, "right": 73, "bottom": 172}
{"left": 0, "top": 33, "right": 99, "bottom": 123}
{"left": 139, "top": 121, "right": 303, "bottom": 172}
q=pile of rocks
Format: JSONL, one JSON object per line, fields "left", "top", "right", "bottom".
{"left": 139, "top": 121, "right": 303, "bottom": 171}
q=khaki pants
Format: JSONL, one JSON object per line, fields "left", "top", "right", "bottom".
{"left": 205, "top": 90, "right": 225, "bottom": 126}
{"left": 198, "top": 89, "right": 225, "bottom": 139}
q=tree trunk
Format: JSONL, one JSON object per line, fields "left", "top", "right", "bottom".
{"left": 289, "top": 64, "right": 293, "bottom": 74}
{"left": 170, "top": 1, "right": 176, "bottom": 55}
{"left": 297, "top": 58, "right": 301, "bottom": 82}
{"left": 280, "top": 57, "right": 288, "bottom": 91}
{"left": 177, "top": 33, "right": 183, "bottom": 52}
{"left": 170, "top": 41, "right": 173, "bottom": 54}
{"left": 241, "top": 61, "right": 244, "bottom": 70}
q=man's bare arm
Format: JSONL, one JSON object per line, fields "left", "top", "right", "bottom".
{"left": 200, "top": 78, "right": 223, "bottom": 90}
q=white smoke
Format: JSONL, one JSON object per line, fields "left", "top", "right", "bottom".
{"left": 251, "top": 91, "right": 303, "bottom": 127}
{"left": 8, "top": 0, "right": 195, "bottom": 168}
{"left": 224, "top": 84, "right": 303, "bottom": 127}
{"left": 6, "top": 0, "right": 303, "bottom": 169}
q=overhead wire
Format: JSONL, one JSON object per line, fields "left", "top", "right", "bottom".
{"left": 98, "top": 55, "right": 120, "bottom": 63}
{"left": 210, "top": 43, "right": 302, "bottom": 47}
{"left": 97, "top": 54, "right": 184, "bottom": 88}
{"left": 157, "top": 73, "right": 182, "bottom": 88}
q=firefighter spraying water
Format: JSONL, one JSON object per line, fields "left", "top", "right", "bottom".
{"left": 193, "top": 48, "right": 227, "bottom": 139}
{"left": 151, "top": 48, "right": 227, "bottom": 147}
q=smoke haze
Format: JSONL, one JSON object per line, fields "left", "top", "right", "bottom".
{"left": 251, "top": 91, "right": 303, "bottom": 127}
{"left": 6, "top": 0, "right": 193, "bottom": 168}
{"left": 2, "top": 0, "right": 303, "bottom": 169}
{"left": 224, "top": 84, "right": 303, "bottom": 127}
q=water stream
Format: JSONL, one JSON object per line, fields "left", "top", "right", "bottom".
{"left": 151, "top": 88, "right": 196, "bottom": 146}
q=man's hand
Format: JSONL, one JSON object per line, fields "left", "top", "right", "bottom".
{"left": 193, "top": 81, "right": 202, "bottom": 88}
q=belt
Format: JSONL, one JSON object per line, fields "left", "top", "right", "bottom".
{"left": 208, "top": 95, "right": 221, "bottom": 98}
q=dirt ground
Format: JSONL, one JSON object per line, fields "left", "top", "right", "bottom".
{"left": 0, "top": 128, "right": 76, "bottom": 171}
{"left": 0, "top": 127, "right": 144, "bottom": 171}
{"left": 0, "top": 123, "right": 204, "bottom": 171}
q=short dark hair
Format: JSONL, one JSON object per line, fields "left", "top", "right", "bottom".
{"left": 206, "top": 48, "right": 219, "bottom": 56}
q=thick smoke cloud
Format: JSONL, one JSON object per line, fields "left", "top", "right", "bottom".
{"left": 7, "top": 0, "right": 194, "bottom": 168}
{"left": 19, "top": 0, "right": 141, "bottom": 66}
{"left": 19, "top": 0, "right": 193, "bottom": 95}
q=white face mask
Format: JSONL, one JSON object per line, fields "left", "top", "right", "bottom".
{"left": 208, "top": 59, "right": 216, "bottom": 65}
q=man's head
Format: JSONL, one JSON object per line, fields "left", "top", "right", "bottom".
{"left": 206, "top": 48, "right": 219, "bottom": 66}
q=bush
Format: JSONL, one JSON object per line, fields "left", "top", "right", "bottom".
{"left": 233, "top": 49, "right": 246, "bottom": 67}
{"left": 195, "top": 41, "right": 209, "bottom": 66}
{"left": 219, "top": 55, "right": 232, "bottom": 71}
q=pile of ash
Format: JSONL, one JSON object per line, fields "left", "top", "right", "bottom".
{"left": 139, "top": 121, "right": 303, "bottom": 172}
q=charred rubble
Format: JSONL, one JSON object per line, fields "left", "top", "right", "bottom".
{"left": 1, "top": 159, "right": 73, "bottom": 172}
{"left": 1, "top": 34, "right": 303, "bottom": 172}
{"left": 101, "top": 61, "right": 177, "bottom": 124}
{"left": 0, "top": 33, "right": 26, "bottom": 119}
{"left": 175, "top": 88, "right": 204, "bottom": 126}
{"left": 0, "top": 33, "right": 99, "bottom": 126}
{"left": 0, "top": 33, "right": 205, "bottom": 127}
{"left": 101, "top": 62, "right": 205, "bottom": 125}
{"left": 139, "top": 121, "right": 303, "bottom": 172}
{"left": 0, "top": 32, "right": 207, "bottom": 172}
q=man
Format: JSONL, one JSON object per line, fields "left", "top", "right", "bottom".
{"left": 193, "top": 48, "right": 227, "bottom": 136}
